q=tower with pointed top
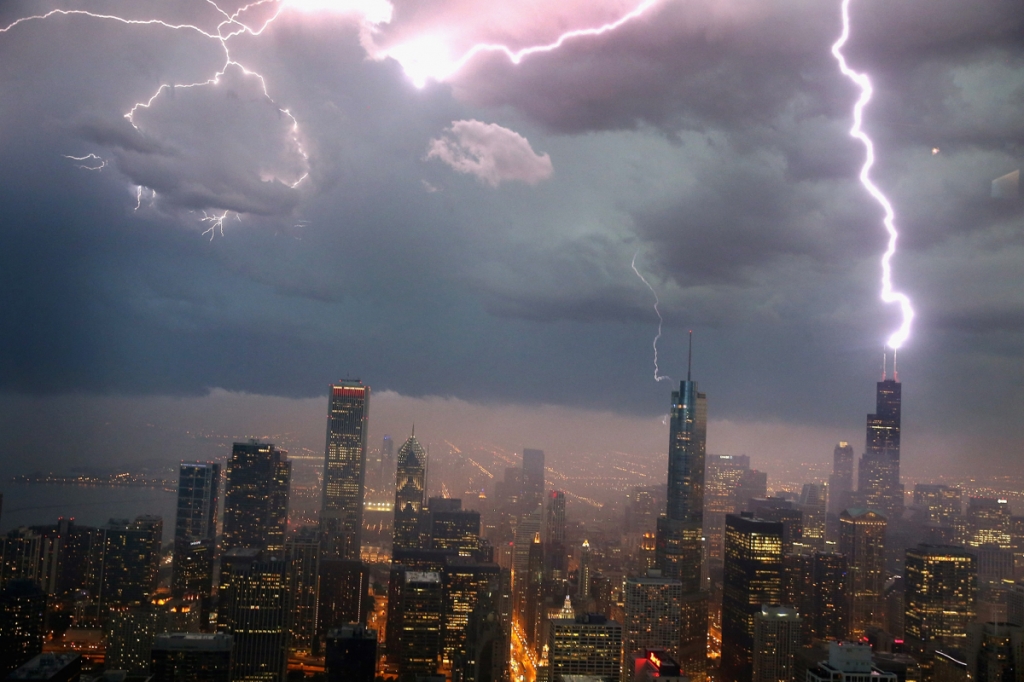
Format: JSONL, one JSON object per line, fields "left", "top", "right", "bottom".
{"left": 857, "top": 349, "right": 903, "bottom": 520}
{"left": 394, "top": 430, "right": 427, "bottom": 551}
{"left": 655, "top": 332, "right": 709, "bottom": 681}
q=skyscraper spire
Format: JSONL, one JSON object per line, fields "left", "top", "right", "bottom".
{"left": 893, "top": 347, "right": 898, "bottom": 383}
{"left": 882, "top": 347, "right": 887, "bottom": 381}
{"left": 687, "top": 330, "right": 693, "bottom": 382}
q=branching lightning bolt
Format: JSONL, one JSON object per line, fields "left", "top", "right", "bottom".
{"left": 63, "top": 154, "right": 108, "bottom": 171}
{"left": 832, "top": 0, "right": 914, "bottom": 350}
{"left": 631, "top": 251, "right": 671, "bottom": 382}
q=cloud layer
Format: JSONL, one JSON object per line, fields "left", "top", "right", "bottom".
{"left": 426, "top": 119, "right": 553, "bottom": 187}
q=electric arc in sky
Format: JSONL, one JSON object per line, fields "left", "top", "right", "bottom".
{"left": 631, "top": 252, "right": 671, "bottom": 383}
{"left": 831, "top": 0, "right": 915, "bottom": 350}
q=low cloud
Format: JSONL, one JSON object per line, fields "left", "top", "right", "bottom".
{"left": 426, "top": 119, "right": 553, "bottom": 187}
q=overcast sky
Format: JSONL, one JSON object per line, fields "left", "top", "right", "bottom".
{"left": 0, "top": 0, "right": 1021, "bottom": 476}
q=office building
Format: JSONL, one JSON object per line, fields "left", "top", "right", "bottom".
{"left": 748, "top": 497, "right": 804, "bottom": 555}
{"left": 522, "top": 534, "right": 545, "bottom": 654}
{"left": 318, "top": 559, "right": 371, "bottom": 635}
{"left": 704, "top": 455, "right": 751, "bottom": 561}
{"left": 721, "top": 513, "right": 784, "bottom": 682}
{"left": 806, "top": 641, "right": 898, "bottom": 682}
{"left": 5, "top": 654, "right": 81, "bottom": 682}
{"left": 752, "top": 605, "right": 802, "bottom": 682}
{"left": 547, "top": 490, "right": 567, "bottom": 545}
{"left": 427, "top": 499, "right": 481, "bottom": 557}
{"left": 105, "top": 606, "right": 159, "bottom": 673}
{"left": 913, "top": 485, "right": 961, "bottom": 526}
{"left": 286, "top": 528, "right": 320, "bottom": 652}
{"left": 782, "top": 552, "right": 815, "bottom": 645}
{"left": 626, "top": 487, "right": 665, "bottom": 535}
{"left": 171, "top": 537, "right": 215, "bottom": 602}
{"left": 441, "top": 559, "right": 501, "bottom": 672}
{"left": 963, "top": 499, "right": 1012, "bottom": 549}
{"left": 99, "top": 515, "right": 162, "bottom": 607}
{"left": 966, "top": 621, "right": 1023, "bottom": 682}
{"left": 223, "top": 441, "right": 291, "bottom": 556}
{"left": 172, "top": 462, "right": 220, "bottom": 601}
{"left": 0, "top": 580, "right": 46, "bottom": 675}
{"left": 453, "top": 574, "right": 508, "bottom": 682}
{"left": 219, "top": 553, "right": 290, "bottom": 681}
{"left": 394, "top": 432, "right": 428, "bottom": 551}
{"left": 653, "top": 335, "right": 710, "bottom": 681}
{"left": 735, "top": 470, "right": 769, "bottom": 515}
{"left": 151, "top": 633, "right": 233, "bottom": 682}
{"left": 392, "top": 569, "right": 444, "bottom": 681}
{"left": 622, "top": 571, "right": 683, "bottom": 681}
{"left": 321, "top": 381, "right": 370, "bottom": 560}
{"left": 630, "top": 650, "right": 687, "bottom": 682}
{"left": 799, "top": 484, "right": 827, "bottom": 551}
{"left": 904, "top": 545, "right": 977, "bottom": 678}
{"left": 857, "top": 368, "right": 904, "bottom": 520}
{"left": 547, "top": 614, "right": 622, "bottom": 682}
{"left": 839, "top": 509, "right": 887, "bottom": 637}
{"left": 522, "top": 449, "right": 545, "bottom": 512}
{"left": 829, "top": 443, "right": 855, "bottom": 516}
{"left": 325, "top": 625, "right": 377, "bottom": 682}
{"left": 813, "top": 552, "right": 850, "bottom": 641}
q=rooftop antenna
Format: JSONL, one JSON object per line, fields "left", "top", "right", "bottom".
{"left": 687, "top": 330, "right": 693, "bottom": 382}
{"left": 893, "top": 347, "right": 898, "bottom": 383}
{"left": 881, "top": 347, "right": 887, "bottom": 381}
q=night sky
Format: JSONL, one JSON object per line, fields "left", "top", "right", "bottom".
{"left": 0, "top": 0, "right": 1021, "bottom": 474}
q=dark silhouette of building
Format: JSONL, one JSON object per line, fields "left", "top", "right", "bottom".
{"left": 721, "top": 513, "right": 783, "bottom": 682}
{"left": 829, "top": 443, "right": 855, "bottom": 517}
{"left": 394, "top": 432, "right": 428, "bottom": 551}
{"left": 286, "top": 527, "right": 321, "bottom": 652}
{"left": 840, "top": 509, "right": 887, "bottom": 637}
{"left": 321, "top": 381, "right": 370, "bottom": 560}
{"left": 858, "top": 364, "right": 903, "bottom": 520}
{"left": 0, "top": 580, "right": 46, "bottom": 674}
{"left": 318, "top": 559, "right": 371, "bottom": 636}
{"left": 427, "top": 499, "right": 481, "bottom": 558}
{"left": 172, "top": 462, "right": 220, "bottom": 602}
{"left": 151, "top": 633, "right": 233, "bottom": 682}
{"left": 966, "top": 622, "right": 1022, "bottom": 682}
{"left": 452, "top": 572, "right": 507, "bottom": 682}
{"left": 105, "top": 606, "right": 159, "bottom": 673}
{"left": 219, "top": 553, "right": 290, "bottom": 681}
{"left": 521, "top": 449, "right": 545, "bottom": 512}
{"left": 222, "top": 441, "right": 291, "bottom": 557}
{"left": 655, "top": 334, "right": 709, "bottom": 681}
{"left": 905, "top": 545, "right": 977, "bottom": 680}
{"left": 813, "top": 552, "right": 850, "bottom": 641}
{"left": 325, "top": 624, "right": 377, "bottom": 682}
{"left": 99, "top": 515, "right": 162, "bottom": 608}
{"left": 4, "top": 653, "right": 81, "bottom": 682}
{"left": 392, "top": 569, "right": 443, "bottom": 682}
{"left": 441, "top": 559, "right": 501, "bottom": 675}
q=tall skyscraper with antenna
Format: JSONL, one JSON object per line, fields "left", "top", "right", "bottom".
{"left": 656, "top": 332, "right": 708, "bottom": 681}
{"left": 857, "top": 350, "right": 903, "bottom": 520}
{"left": 393, "top": 429, "right": 427, "bottom": 551}
{"left": 321, "top": 381, "right": 370, "bottom": 560}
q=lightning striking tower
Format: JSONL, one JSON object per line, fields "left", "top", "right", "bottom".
{"left": 831, "top": 0, "right": 915, "bottom": 350}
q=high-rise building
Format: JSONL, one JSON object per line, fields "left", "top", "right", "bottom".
{"left": 752, "top": 605, "right": 802, "bottom": 682}
{"left": 812, "top": 552, "right": 850, "bottom": 642}
{"left": 857, "top": 370, "right": 903, "bottom": 520}
{"left": 392, "top": 569, "right": 444, "bottom": 681}
{"left": 286, "top": 528, "right": 320, "bottom": 653}
{"left": 655, "top": 336, "right": 709, "bottom": 681}
{"left": 547, "top": 613, "right": 623, "bottom": 682}
{"left": 626, "top": 486, "right": 665, "bottom": 535}
{"left": 151, "top": 633, "right": 233, "bottom": 682}
{"left": 965, "top": 621, "right": 1023, "bottom": 682}
{"left": 913, "top": 485, "right": 961, "bottom": 526}
{"left": 441, "top": 559, "right": 501, "bottom": 673}
{"left": 829, "top": 443, "right": 855, "bottom": 516}
{"left": 427, "top": 499, "right": 481, "bottom": 558}
{"left": 219, "top": 553, "right": 291, "bottom": 681}
{"left": 105, "top": 606, "right": 159, "bottom": 674}
{"left": 325, "top": 625, "right": 377, "bottom": 682}
{"left": 4, "top": 653, "right": 82, "bottom": 682}
{"left": 704, "top": 455, "right": 751, "bottom": 561}
{"left": 171, "top": 462, "right": 219, "bottom": 601}
{"left": 321, "top": 381, "right": 370, "bottom": 560}
{"left": 0, "top": 580, "right": 46, "bottom": 675}
{"left": 734, "top": 470, "right": 768, "bottom": 516}
{"left": 394, "top": 432, "right": 428, "bottom": 551}
{"left": 522, "top": 534, "right": 545, "bottom": 655}
{"left": 963, "top": 498, "right": 1012, "bottom": 549}
{"left": 578, "top": 539, "right": 592, "bottom": 600}
{"left": 522, "top": 449, "right": 545, "bottom": 512}
{"left": 904, "top": 544, "right": 977, "bottom": 679}
{"left": 799, "top": 484, "right": 827, "bottom": 551}
{"left": 546, "top": 490, "right": 567, "bottom": 546}
{"left": 839, "top": 509, "right": 887, "bottom": 637}
{"left": 721, "top": 513, "right": 784, "bottom": 682}
{"left": 622, "top": 571, "right": 683, "bottom": 680}
{"left": 453, "top": 574, "right": 507, "bottom": 682}
{"left": 172, "top": 538, "right": 215, "bottom": 602}
{"left": 748, "top": 497, "right": 804, "bottom": 555}
{"left": 806, "top": 641, "right": 899, "bottom": 682}
{"left": 99, "top": 515, "right": 162, "bottom": 608}
{"left": 223, "top": 441, "right": 291, "bottom": 556}
{"left": 317, "top": 559, "right": 371, "bottom": 635}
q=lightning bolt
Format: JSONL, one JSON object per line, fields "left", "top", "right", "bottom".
{"left": 631, "top": 251, "right": 671, "bottom": 382}
{"left": 832, "top": 0, "right": 914, "bottom": 350}
{"left": 63, "top": 154, "right": 108, "bottom": 171}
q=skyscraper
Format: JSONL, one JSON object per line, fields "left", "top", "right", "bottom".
{"left": 904, "top": 544, "right": 977, "bottom": 679}
{"left": 286, "top": 528, "right": 320, "bottom": 653}
{"left": 704, "top": 454, "right": 751, "bottom": 561}
{"left": 547, "top": 613, "right": 623, "bottom": 682}
{"left": 839, "top": 509, "right": 887, "bottom": 637}
{"left": 655, "top": 335, "right": 709, "bottom": 681}
{"left": 321, "top": 381, "right": 370, "bottom": 560}
{"left": 394, "top": 431, "right": 428, "bottom": 551}
{"left": 151, "top": 633, "right": 233, "bottom": 682}
{"left": 521, "top": 449, "right": 545, "bottom": 512}
{"left": 752, "top": 605, "right": 802, "bottom": 682}
{"left": 622, "top": 571, "right": 684, "bottom": 680}
{"left": 393, "top": 569, "right": 444, "bottom": 681}
{"left": 220, "top": 553, "right": 291, "bottom": 681}
{"left": 441, "top": 559, "right": 501, "bottom": 673}
{"left": 317, "top": 559, "right": 371, "bottom": 635}
{"left": 99, "top": 515, "right": 163, "bottom": 608}
{"left": 829, "top": 442, "right": 855, "bottom": 516}
{"left": 326, "top": 625, "right": 377, "bottom": 682}
{"left": 172, "top": 462, "right": 220, "bottom": 601}
{"left": 0, "top": 580, "right": 46, "bottom": 675}
{"left": 858, "top": 367, "right": 903, "bottom": 520}
{"left": 223, "top": 441, "right": 291, "bottom": 557}
{"left": 721, "top": 513, "right": 784, "bottom": 682}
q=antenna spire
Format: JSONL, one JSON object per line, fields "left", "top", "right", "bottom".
{"left": 411, "top": 423, "right": 415, "bottom": 437}
{"left": 893, "top": 347, "right": 898, "bottom": 383}
{"left": 687, "top": 331, "right": 693, "bottom": 382}
{"left": 881, "top": 347, "right": 887, "bottom": 381}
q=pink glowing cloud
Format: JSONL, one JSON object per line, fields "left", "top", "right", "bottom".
{"left": 426, "top": 120, "right": 553, "bottom": 187}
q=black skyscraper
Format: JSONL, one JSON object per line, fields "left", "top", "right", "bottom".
{"left": 172, "top": 462, "right": 220, "bottom": 601}
{"left": 655, "top": 333, "right": 709, "bottom": 681}
{"left": 858, "top": 358, "right": 903, "bottom": 519}
{"left": 223, "top": 441, "right": 291, "bottom": 557}
{"left": 326, "top": 625, "right": 377, "bottom": 682}
{"left": 321, "top": 381, "right": 370, "bottom": 560}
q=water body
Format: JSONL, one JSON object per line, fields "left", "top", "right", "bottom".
{"left": 1, "top": 483, "right": 177, "bottom": 532}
